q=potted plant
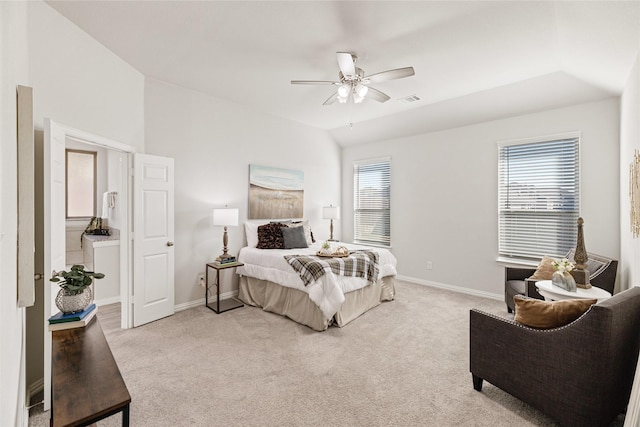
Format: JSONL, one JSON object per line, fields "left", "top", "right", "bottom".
{"left": 50, "top": 264, "right": 105, "bottom": 313}
{"left": 551, "top": 258, "right": 577, "bottom": 292}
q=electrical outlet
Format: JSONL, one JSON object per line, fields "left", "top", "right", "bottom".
{"left": 198, "top": 274, "right": 206, "bottom": 287}
{"left": 426, "top": 261, "right": 433, "bottom": 270}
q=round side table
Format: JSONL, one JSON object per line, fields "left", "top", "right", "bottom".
{"left": 535, "top": 280, "right": 611, "bottom": 302}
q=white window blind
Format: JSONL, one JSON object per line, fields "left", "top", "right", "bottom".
{"left": 498, "top": 135, "right": 580, "bottom": 261}
{"left": 354, "top": 158, "right": 391, "bottom": 246}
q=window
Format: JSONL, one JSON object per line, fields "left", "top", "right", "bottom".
{"left": 66, "top": 149, "right": 97, "bottom": 218}
{"left": 354, "top": 157, "right": 391, "bottom": 246}
{"left": 498, "top": 134, "right": 580, "bottom": 261}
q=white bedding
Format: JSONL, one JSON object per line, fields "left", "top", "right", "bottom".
{"left": 237, "top": 242, "right": 397, "bottom": 319}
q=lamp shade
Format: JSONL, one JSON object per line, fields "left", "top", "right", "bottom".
{"left": 212, "top": 208, "right": 239, "bottom": 227}
{"left": 322, "top": 206, "right": 340, "bottom": 220}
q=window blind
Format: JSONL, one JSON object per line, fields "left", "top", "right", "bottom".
{"left": 354, "top": 158, "right": 391, "bottom": 246}
{"left": 498, "top": 136, "right": 580, "bottom": 261}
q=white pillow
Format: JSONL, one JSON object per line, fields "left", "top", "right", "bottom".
{"left": 244, "top": 222, "right": 261, "bottom": 248}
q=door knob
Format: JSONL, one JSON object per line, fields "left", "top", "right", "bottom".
{"left": 167, "top": 241, "right": 174, "bottom": 247}
{"left": 34, "top": 273, "right": 44, "bottom": 281}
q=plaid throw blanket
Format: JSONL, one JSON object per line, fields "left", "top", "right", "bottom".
{"left": 284, "top": 250, "right": 379, "bottom": 286}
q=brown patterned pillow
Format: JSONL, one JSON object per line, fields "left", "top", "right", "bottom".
{"left": 256, "top": 223, "right": 287, "bottom": 249}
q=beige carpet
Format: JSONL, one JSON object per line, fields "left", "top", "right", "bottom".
{"left": 29, "top": 280, "right": 625, "bottom": 426}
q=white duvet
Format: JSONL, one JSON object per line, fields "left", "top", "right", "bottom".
{"left": 237, "top": 242, "right": 398, "bottom": 320}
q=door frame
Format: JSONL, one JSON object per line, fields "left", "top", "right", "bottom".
{"left": 47, "top": 120, "right": 136, "bottom": 328}
{"left": 43, "top": 120, "right": 136, "bottom": 412}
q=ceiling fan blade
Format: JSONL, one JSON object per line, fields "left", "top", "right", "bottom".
{"left": 366, "top": 87, "right": 391, "bottom": 103}
{"left": 291, "top": 80, "right": 338, "bottom": 85}
{"left": 336, "top": 52, "right": 356, "bottom": 77}
{"left": 365, "top": 67, "right": 415, "bottom": 83}
{"left": 323, "top": 92, "right": 339, "bottom": 105}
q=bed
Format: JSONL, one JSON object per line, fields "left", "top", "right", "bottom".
{"left": 236, "top": 222, "right": 397, "bottom": 331}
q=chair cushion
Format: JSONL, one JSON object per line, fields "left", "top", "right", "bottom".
{"left": 506, "top": 280, "right": 526, "bottom": 295}
{"left": 513, "top": 295, "right": 597, "bottom": 329}
{"left": 529, "top": 256, "right": 556, "bottom": 280}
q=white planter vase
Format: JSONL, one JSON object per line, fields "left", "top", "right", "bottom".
{"left": 55, "top": 287, "right": 93, "bottom": 314}
{"left": 551, "top": 271, "right": 577, "bottom": 292}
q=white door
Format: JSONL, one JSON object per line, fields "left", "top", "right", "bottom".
{"left": 133, "top": 153, "right": 175, "bottom": 326}
{"left": 43, "top": 118, "right": 67, "bottom": 411}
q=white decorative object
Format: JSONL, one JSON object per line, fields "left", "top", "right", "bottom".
{"left": 552, "top": 258, "right": 577, "bottom": 292}
{"left": 55, "top": 287, "right": 93, "bottom": 314}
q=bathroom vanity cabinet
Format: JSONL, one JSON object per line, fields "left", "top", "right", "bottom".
{"left": 83, "top": 229, "right": 120, "bottom": 303}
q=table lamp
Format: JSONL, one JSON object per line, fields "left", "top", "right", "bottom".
{"left": 213, "top": 207, "right": 239, "bottom": 261}
{"left": 322, "top": 205, "right": 340, "bottom": 241}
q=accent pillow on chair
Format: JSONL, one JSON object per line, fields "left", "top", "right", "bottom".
{"left": 513, "top": 295, "right": 597, "bottom": 328}
{"left": 528, "top": 256, "right": 556, "bottom": 280}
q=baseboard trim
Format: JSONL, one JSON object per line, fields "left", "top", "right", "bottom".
{"left": 26, "top": 377, "right": 44, "bottom": 404}
{"left": 95, "top": 296, "right": 121, "bottom": 307}
{"left": 396, "top": 275, "right": 503, "bottom": 301}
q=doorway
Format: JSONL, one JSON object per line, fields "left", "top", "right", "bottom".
{"left": 29, "top": 120, "right": 136, "bottom": 412}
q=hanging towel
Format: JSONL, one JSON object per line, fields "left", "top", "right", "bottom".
{"left": 101, "top": 192, "right": 109, "bottom": 219}
{"left": 108, "top": 191, "right": 116, "bottom": 208}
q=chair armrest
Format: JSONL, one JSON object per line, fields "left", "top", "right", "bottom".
{"left": 505, "top": 267, "right": 536, "bottom": 281}
{"left": 524, "top": 278, "right": 544, "bottom": 300}
{"left": 590, "top": 259, "right": 618, "bottom": 294}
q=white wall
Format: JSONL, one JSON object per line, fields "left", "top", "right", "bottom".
{"left": 342, "top": 98, "right": 621, "bottom": 297}
{"left": 15, "top": 0, "right": 146, "bottom": 418}
{"left": 144, "top": 78, "right": 341, "bottom": 306}
{"left": 26, "top": 1, "right": 145, "bottom": 151}
{"left": 620, "top": 54, "right": 640, "bottom": 290}
{"left": 0, "top": 2, "right": 30, "bottom": 425}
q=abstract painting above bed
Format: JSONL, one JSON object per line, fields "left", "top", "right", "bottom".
{"left": 248, "top": 165, "right": 304, "bottom": 220}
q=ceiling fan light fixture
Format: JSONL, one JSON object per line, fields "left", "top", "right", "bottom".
{"left": 337, "top": 95, "right": 348, "bottom": 104}
{"left": 353, "top": 93, "right": 365, "bottom": 104}
{"left": 337, "top": 84, "right": 350, "bottom": 98}
{"left": 355, "top": 83, "right": 368, "bottom": 97}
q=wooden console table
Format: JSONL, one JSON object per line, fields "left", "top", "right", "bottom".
{"left": 51, "top": 316, "right": 131, "bottom": 427}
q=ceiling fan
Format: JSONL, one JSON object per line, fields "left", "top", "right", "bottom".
{"left": 291, "top": 52, "right": 415, "bottom": 105}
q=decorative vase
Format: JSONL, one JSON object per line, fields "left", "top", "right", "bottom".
{"left": 55, "top": 287, "right": 93, "bottom": 314}
{"left": 551, "top": 271, "right": 577, "bottom": 292}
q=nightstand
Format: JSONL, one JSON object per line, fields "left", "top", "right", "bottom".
{"left": 205, "top": 262, "right": 244, "bottom": 313}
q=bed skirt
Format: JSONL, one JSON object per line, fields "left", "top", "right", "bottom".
{"left": 237, "top": 275, "right": 396, "bottom": 331}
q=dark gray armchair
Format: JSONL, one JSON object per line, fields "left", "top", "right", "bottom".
{"left": 505, "top": 251, "right": 618, "bottom": 313}
{"left": 470, "top": 286, "right": 640, "bottom": 427}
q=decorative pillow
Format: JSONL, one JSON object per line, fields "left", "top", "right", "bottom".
{"left": 290, "top": 220, "right": 313, "bottom": 245}
{"left": 529, "top": 256, "right": 557, "bottom": 280}
{"left": 256, "top": 222, "right": 287, "bottom": 249}
{"left": 244, "top": 222, "right": 263, "bottom": 248}
{"left": 281, "top": 225, "right": 308, "bottom": 249}
{"left": 513, "top": 295, "right": 597, "bottom": 329}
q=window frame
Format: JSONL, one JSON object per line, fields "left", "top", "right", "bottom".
{"left": 353, "top": 157, "right": 391, "bottom": 247}
{"left": 65, "top": 149, "right": 97, "bottom": 219}
{"left": 497, "top": 132, "right": 581, "bottom": 262}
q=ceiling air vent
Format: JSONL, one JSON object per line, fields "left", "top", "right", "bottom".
{"left": 398, "top": 95, "right": 421, "bottom": 104}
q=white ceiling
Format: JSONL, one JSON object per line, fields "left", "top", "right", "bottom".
{"left": 46, "top": 1, "right": 640, "bottom": 146}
